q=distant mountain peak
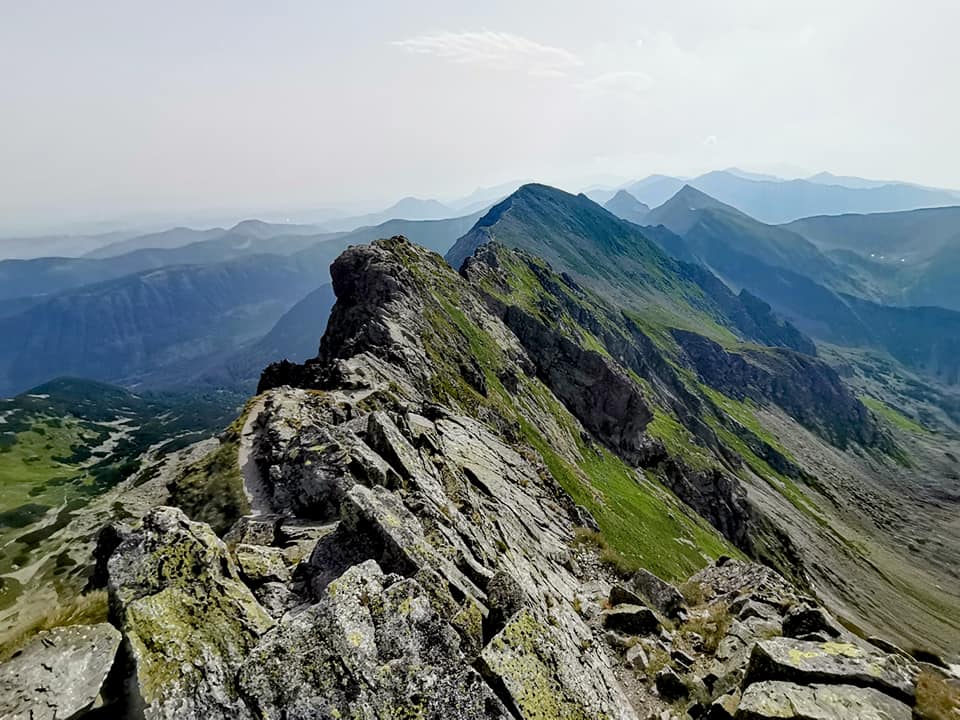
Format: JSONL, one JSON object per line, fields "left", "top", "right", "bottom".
{"left": 609, "top": 189, "right": 641, "bottom": 203}
{"left": 660, "top": 184, "right": 737, "bottom": 214}
{"left": 384, "top": 196, "right": 451, "bottom": 217}
{"left": 642, "top": 185, "right": 742, "bottom": 236}
{"left": 603, "top": 190, "right": 651, "bottom": 225}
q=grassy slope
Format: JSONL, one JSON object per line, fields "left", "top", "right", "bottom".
{"left": 444, "top": 238, "right": 960, "bottom": 655}
{"left": 392, "top": 240, "right": 743, "bottom": 582}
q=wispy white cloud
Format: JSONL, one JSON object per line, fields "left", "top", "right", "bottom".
{"left": 578, "top": 70, "right": 654, "bottom": 96}
{"left": 391, "top": 31, "right": 583, "bottom": 77}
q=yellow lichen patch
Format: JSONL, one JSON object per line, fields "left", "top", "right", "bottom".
{"left": 481, "top": 610, "right": 594, "bottom": 720}
{"left": 788, "top": 647, "right": 822, "bottom": 663}
{"left": 821, "top": 641, "right": 861, "bottom": 658}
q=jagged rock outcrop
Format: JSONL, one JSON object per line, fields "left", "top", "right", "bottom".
{"left": 107, "top": 506, "right": 275, "bottom": 719}
{"left": 239, "top": 560, "right": 511, "bottom": 719}
{"left": 499, "top": 304, "right": 658, "bottom": 465}
{"left": 745, "top": 637, "right": 919, "bottom": 705}
{"left": 0, "top": 623, "right": 121, "bottom": 720}
{"left": 671, "top": 328, "right": 886, "bottom": 450}
{"left": 630, "top": 568, "right": 687, "bottom": 620}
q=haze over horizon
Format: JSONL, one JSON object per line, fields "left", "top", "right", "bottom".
{"left": 2, "top": 0, "right": 958, "bottom": 234}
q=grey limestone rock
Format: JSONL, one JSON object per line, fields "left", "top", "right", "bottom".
{"left": 736, "top": 680, "right": 911, "bottom": 720}
{"left": 631, "top": 568, "right": 687, "bottom": 619}
{"left": 745, "top": 638, "right": 919, "bottom": 705}
{"left": 239, "top": 560, "right": 510, "bottom": 720}
{"left": 0, "top": 622, "right": 121, "bottom": 720}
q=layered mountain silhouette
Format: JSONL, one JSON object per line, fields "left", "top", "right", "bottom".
{"left": 447, "top": 183, "right": 814, "bottom": 353}
{"left": 0, "top": 209, "right": 483, "bottom": 396}
{"left": 642, "top": 186, "right": 960, "bottom": 384}
{"left": 625, "top": 170, "right": 959, "bottom": 223}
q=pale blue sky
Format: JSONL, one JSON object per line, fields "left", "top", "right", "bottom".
{"left": 2, "top": 0, "right": 958, "bottom": 232}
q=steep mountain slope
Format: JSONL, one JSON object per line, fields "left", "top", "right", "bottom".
{"left": 603, "top": 189, "right": 651, "bottom": 225}
{"left": 785, "top": 206, "right": 960, "bottom": 261}
{"left": 266, "top": 237, "right": 958, "bottom": 659}
{"left": 645, "top": 185, "right": 864, "bottom": 293}
{"left": 447, "top": 184, "right": 815, "bottom": 353}
{"left": 786, "top": 207, "right": 960, "bottom": 310}
{"left": 197, "top": 284, "right": 336, "bottom": 390}
{"left": 0, "top": 255, "right": 324, "bottom": 395}
{"left": 643, "top": 187, "right": 960, "bottom": 384}
{"left": 629, "top": 170, "right": 960, "bottom": 223}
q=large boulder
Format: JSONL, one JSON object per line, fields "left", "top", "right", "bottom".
{"left": 745, "top": 638, "right": 919, "bottom": 705}
{"left": 107, "top": 506, "right": 275, "bottom": 720}
{"left": 239, "top": 560, "right": 509, "bottom": 719}
{"left": 631, "top": 568, "right": 686, "bottom": 619}
{"left": 736, "top": 680, "right": 911, "bottom": 720}
{"left": 0, "top": 622, "right": 121, "bottom": 720}
{"left": 601, "top": 604, "right": 661, "bottom": 635}
{"left": 781, "top": 604, "right": 841, "bottom": 640}
{"left": 480, "top": 608, "right": 639, "bottom": 719}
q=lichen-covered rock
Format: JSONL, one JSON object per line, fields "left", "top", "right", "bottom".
{"left": 254, "top": 581, "right": 298, "bottom": 619}
{"left": 486, "top": 570, "right": 527, "bottom": 634}
{"left": 234, "top": 543, "right": 291, "bottom": 585}
{"left": 224, "top": 515, "right": 278, "bottom": 546}
{"left": 480, "top": 609, "right": 639, "bottom": 719}
{"left": 107, "top": 506, "right": 275, "bottom": 720}
{"left": 745, "top": 638, "right": 919, "bottom": 705}
{"left": 304, "top": 483, "right": 444, "bottom": 594}
{"left": 736, "top": 680, "right": 911, "bottom": 720}
{"left": 601, "top": 604, "right": 661, "bottom": 635}
{"left": 239, "top": 560, "right": 510, "bottom": 719}
{"left": 0, "top": 622, "right": 121, "bottom": 720}
{"left": 452, "top": 596, "right": 486, "bottom": 659}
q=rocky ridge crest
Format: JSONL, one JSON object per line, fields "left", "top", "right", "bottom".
{"left": 4, "top": 237, "right": 956, "bottom": 719}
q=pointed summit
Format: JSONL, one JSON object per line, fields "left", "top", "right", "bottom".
{"left": 644, "top": 185, "right": 739, "bottom": 235}
{"left": 603, "top": 190, "right": 651, "bottom": 225}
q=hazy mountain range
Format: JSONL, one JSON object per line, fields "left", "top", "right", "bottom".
{"left": 0, "top": 211, "right": 482, "bottom": 395}
{"left": 3, "top": 168, "right": 960, "bottom": 402}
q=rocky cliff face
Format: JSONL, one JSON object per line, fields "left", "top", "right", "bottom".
{"left": 4, "top": 236, "right": 956, "bottom": 719}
